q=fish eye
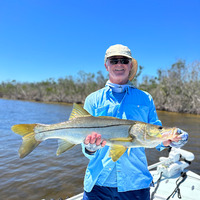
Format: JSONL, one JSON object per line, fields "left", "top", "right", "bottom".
{"left": 158, "top": 126, "right": 163, "bottom": 130}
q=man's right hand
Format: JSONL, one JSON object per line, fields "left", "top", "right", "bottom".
{"left": 84, "top": 132, "right": 106, "bottom": 153}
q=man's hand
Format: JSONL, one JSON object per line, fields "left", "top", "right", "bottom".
{"left": 162, "top": 134, "right": 182, "bottom": 146}
{"left": 162, "top": 128, "right": 188, "bottom": 147}
{"left": 84, "top": 132, "right": 106, "bottom": 153}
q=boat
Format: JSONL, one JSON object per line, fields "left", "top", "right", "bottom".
{"left": 67, "top": 147, "right": 200, "bottom": 200}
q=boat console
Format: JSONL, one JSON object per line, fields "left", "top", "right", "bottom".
{"left": 156, "top": 148, "right": 195, "bottom": 177}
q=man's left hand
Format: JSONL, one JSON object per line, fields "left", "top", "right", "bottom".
{"left": 162, "top": 128, "right": 188, "bottom": 147}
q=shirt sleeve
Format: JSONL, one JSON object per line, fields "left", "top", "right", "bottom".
{"left": 82, "top": 94, "right": 98, "bottom": 159}
{"left": 81, "top": 142, "right": 98, "bottom": 160}
{"left": 156, "top": 142, "right": 168, "bottom": 151}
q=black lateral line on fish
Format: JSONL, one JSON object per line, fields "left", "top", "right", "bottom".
{"left": 36, "top": 124, "right": 133, "bottom": 134}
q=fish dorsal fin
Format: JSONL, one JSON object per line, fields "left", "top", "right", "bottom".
{"left": 69, "top": 103, "right": 90, "bottom": 120}
{"left": 109, "top": 145, "right": 127, "bottom": 162}
{"left": 56, "top": 139, "right": 75, "bottom": 155}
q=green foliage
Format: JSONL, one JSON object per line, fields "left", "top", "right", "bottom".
{"left": 138, "top": 60, "right": 200, "bottom": 114}
{"left": 0, "top": 60, "right": 199, "bottom": 114}
{"left": 0, "top": 71, "right": 108, "bottom": 104}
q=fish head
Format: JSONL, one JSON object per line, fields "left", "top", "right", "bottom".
{"left": 146, "top": 125, "right": 178, "bottom": 139}
{"left": 129, "top": 122, "right": 178, "bottom": 147}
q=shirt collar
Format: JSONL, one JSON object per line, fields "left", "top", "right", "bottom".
{"left": 105, "top": 80, "right": 135, "bottom": 93}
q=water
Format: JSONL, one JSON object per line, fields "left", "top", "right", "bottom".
{"left": 0, "top": 99, "right": 199, "bottom": 200}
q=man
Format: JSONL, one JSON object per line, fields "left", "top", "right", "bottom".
{"left": 81, "top": 44, "right": 188, "bottom": 200}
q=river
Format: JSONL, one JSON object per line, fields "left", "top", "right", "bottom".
{"left": 0, "top": 99, "right": 199, "bottom": 200}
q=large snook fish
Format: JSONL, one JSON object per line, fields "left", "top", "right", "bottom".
{"left": 11, "top": 103, "right": 177, "bottom": 162}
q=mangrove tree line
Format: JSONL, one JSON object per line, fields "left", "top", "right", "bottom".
{"left": 0, "top": 60, "right": 199, "bottom": 114}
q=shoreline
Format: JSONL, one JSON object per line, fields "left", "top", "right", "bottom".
{"left": 1, "top": 98, "right": 199, "bottom": 116}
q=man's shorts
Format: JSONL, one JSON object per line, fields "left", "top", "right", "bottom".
{"left": 83, "top": 185, "right": 150, "bottom": 200}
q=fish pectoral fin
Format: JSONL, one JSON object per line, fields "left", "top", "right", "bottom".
{"left": 11, "top": 124, "right": 41, "bottom": 158}
{"left": 109, "top": 145, "right": 127, "bottom": 162}
{"left": 110, "top": 137, "right": 133, "bottom": 142}
{"left": 69, "top": 103, "right": 91, "bottom": 120}
{"left": 56, "top": 140, "right": 75, "bottom": 155}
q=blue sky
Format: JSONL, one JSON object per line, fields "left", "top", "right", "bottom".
{"left": 0, "top": 0, "right": 199, "bottom": 83}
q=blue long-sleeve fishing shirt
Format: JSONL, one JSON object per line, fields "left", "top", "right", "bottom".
{"left": 82, "top": 85, "right": 164, "bottom": 192}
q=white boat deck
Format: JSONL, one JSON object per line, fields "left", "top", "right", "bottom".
{"left": 150, "top": 170, "right": 200, "bottom": 200}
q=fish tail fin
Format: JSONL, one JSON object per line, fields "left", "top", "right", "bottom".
{"left": 11, "top": 124, "right": 41, "bottom": 158}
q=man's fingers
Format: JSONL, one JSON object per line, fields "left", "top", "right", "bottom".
{"left": 101, "top": 140, "right": 107, "bottom": 147}
{"left": 163, "top": 139, "right": 171, "bottom": 147}
{"left": 92, "top": 133, "right": 107, "bottom": 146}
{"left": 85, "top": 132, "right": 101, "bottom": 144}
{"left": 172, "top": 135, "right": 182, "bottom": 142}
{"left": 96, "top": 134, "right": 102, "bottom": 146}
{"left": 90, "top": 132, "right": 98, "bottom": 144}
{"left": 84, "top": 132, "right": 106, "bottom": 148}
{"left": 84, "top": 135, "right": 91, "bottom": 145}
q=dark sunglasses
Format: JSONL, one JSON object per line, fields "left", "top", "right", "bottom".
{"left": 109, "top": 58, "right": 130, "bottom": 65}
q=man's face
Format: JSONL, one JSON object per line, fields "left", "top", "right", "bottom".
{"left": 105, "top": 56, "right": 132, "bottom": 85}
